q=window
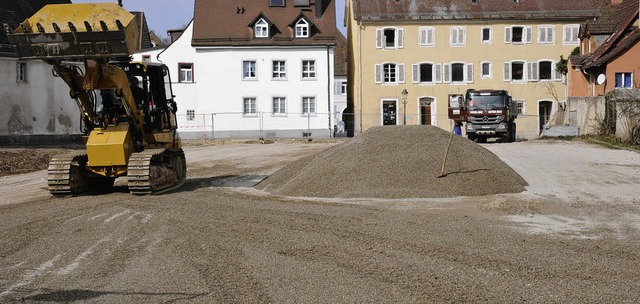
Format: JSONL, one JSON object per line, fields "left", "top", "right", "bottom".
{"left": 295, "top": 19, "right": 309, "bottom": 38}
{"left": 538, "top": 25, "right": 555, "bottom": 44}
{"left": 243, "top": 61, "right": 256, "bottom": 79}
{"left": 504, "top": 61, "right": 525, "bottom": 82}
{"left": 375, "top": 63, "right": 405, "bottom": 84}
{"left": 269, "top": 0, "right": 285, "bottom": 7}
{"left": 179, "top": 63, "right": 193, "bottom": 82}
{"left": 505, "top": 26, "right": 532, "bottom": 44}
{"left": 419, "top": 27, "right": 435, "bottom": 47}
{"left": 563, "top": 24, "right": 580, "bottom": 45}
{"left": 450, "top": 26, "right": 466, "bottom": 46}
{"left": 539, "top": 61, "right": 552, "bottom": 80}
{"left": 273, "top": 97, "right": 286, "bottom": 114}
{"left": 615, "top": 73, "right": 633, "bottom": 88}
{"left": 443, "top": 63, "right": 473, "bottom": 83}
{"left": 481, "top": 27, "right": 492, "bottom": 44}
{"left": 255, "top": 19, "right": 269, "bottom": 38}
{"left": 243, "top": 97, "right": 257, "bottom": 115}
{"left": 302, "top": 60, "right": 316, "bottom": 79}
{"left": 294, "top": 0, "right": 310, "bottom": 6}
{"left": 186, "top": 109, "right": 195, "bottom": 121}
{"left": 376, "top": 28, "right": 404, "bottom": 49}
{"left": 481, "top": 62, "right": 492, "bottom": 79}
{"left": 272, "top": 60, "right": 286, "bottom": 79}
{"left": 302, "top": 96, "right": 316, "bottom": 114}
{"left": 341, "top": 82, "right": 347, "bottom": 94}
{"left": 16, "top": 62, "right": 27, "bottom": 82}
{"left": 515, "top": 100, "right": 526, "bottom": 115}
{"left": 412, "top": 63, "right": 434, "bottom": 83}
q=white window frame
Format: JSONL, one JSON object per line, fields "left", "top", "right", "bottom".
{"left": 419, "top": 26, "right": 435, "bottom": 47}
{"left": 301, "top": 59, "right": 316, "bottom": 79}
{"left": 243, "top": 97, "right": 257, "bottom": 116}
{"left": 186, "top": 109, "right": 195, "bottom": 121}
{"left": 537, "top": 25, "right": 555, "bottom": 44}
{"left": 272, "top": 60, "right": 287, "bottom": 79}
{"left": 615, "top": 72, "right": 633, "bottom": 88}
{"left": 302, "top": 96, "right": 316, "bottom": 115}
{"left": 481, "top": 61, "right": 492, "bottom": 79}
{"left": 376, "top": 27, "right": 404, "bottom": 49}
{"left": 295, "top": 19, "right": 309, "bottom": 38}
{"left": 505, "top": 25, "right": 532, "bottom": 44}
{"left": 255, "top": 19, "right": 269, "bottom": 38}
{"left": 504, "top": 60, "right": 527, "bottom": 82}
{"left": 272, "top": 96, "right": 287, "bottom": 115}
{"left": 242, "top": 60, "right": 257, "bottom": 80}
{"left": 449, "top": 26, "right": 466, "bottom": 47}
{"left": 375, "top": 62, "right": 405, "bottom": 85}
{"left": 563, "top": 24, "right": 580, "bottom": 45}
{"left": 481, "top": 27, "right": 492, "bottom": 44}
{"left": 515, "top": 100, "right": 527, "bottom": 115}
{"left": 269, "top": 0, "right": 285, "bottom": 7}
{"left": 443, "top": 62, "right": 473, "bottom": 84}
{"left": 179, "top": 62, "right": 194, "bottom": 83}
{"left": 412, "top": 62, "right": 436, "bottom": 84}
{"left": 16, "top": 62, "right": 27, "bottom": 82}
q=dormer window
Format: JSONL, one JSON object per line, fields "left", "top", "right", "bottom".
{"left": 269, "top": 0, "right": 285, "bottom": 7}
{"left": 255, "top": 19, "right": 269, "bottom": 38}
{"left": 295, "top": 19, "right": 309, "bottom": 38}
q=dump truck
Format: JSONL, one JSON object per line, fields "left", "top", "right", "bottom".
{"left": 448, "top": 89, "right": 518, "bottom": 143}
{"left": 5, "top": 3, "right": 185, "bottom": 195}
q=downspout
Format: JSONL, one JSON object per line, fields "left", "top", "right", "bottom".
{"left": 327, "top": 45, "right": 332, "bottom": 137}
{"left": 358, "top": 20, "right": 363, "bottom": 134}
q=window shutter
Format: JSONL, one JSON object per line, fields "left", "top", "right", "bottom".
{"left": 460, "top": 28, "right": 466, "bottom": 45}
{"left": 554, "top": 62, "right": 562, "bottom": 81}
{"left": 375, "top": 64, "right": 382, "bottom": 83}
{"left": 466, "top": 63, "right": 474, "bottom": 83}
{"left": 503, "top": 62, "right": 511, "bottom": 81}
{"left": 548, "top": 27, "right": 554, "bottom": 43}
{"left": 527, "top": 62, "right": 533, "bottom": 80}
{"left": 572, "top": 26, "right": 579, "bottom": 43}
{"left": 531, "top": 62, "right": 539, "bottom": 81}
{"left": 412, "top": 64, "right": 419, "bottom": 83}
{"left": 397, "top": 28, "right": 404, "bottom": 48}
{"left": 563, "top": 26, "right": 570, "bottom": 44}
{"left": 419, "top": 28, "right": 427, "bottom": 46}
{"left": 398, "top": 64, "right": 405, "bottom": 83}
{"left": 538, "top": 27, "right": 546, "bottom": 43}
{"left": 427, "top": 28, "right": 434, "bottom": 46}
{"left": 376, "top": 29, "right": 383, "bottom": 48}
{"left": 435, "top": 63, "right": 442, "bottom": 82}
{"left": 505, "top": 27, "right": 511, "bottom": 43}
{"left": 526, "top": 26, "right": 532, "bottom": 44}
{"left": 450, "top": 28, "right": 457, "bottom": 46}
{"left": 443, "top": 64, "right": 451, "bottom": 83}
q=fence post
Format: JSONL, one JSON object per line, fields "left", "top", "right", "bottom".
{"left": 211, "top": 113, "right": 215, "bottom": 139}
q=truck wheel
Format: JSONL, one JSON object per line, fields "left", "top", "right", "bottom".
{"left": 467, "top": 134, "right": 476, "bottom": 141}
{"left": 509, "top": 123, "right": 517, "bottom": 142}
{"left": 478, "top": 136, "right": 487, "bottom": 143}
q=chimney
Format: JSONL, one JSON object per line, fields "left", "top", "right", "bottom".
{"left": 316, "top": 0, "right": 323, "bottom": 18}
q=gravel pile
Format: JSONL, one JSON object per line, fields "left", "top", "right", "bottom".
{"left": 256, "top": 125, "right": 528, "bottom": 198}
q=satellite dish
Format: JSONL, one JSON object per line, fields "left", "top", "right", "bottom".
{"left": 596, "top": 74, "right": 606, "bottom": 85}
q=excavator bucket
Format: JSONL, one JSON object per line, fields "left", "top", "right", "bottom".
{"left": 4, "top": 3, "right": 138, "bottom": 60}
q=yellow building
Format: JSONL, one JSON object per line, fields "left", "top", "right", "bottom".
{"left": 345, "top": 0, "right": 601, "bottom": 139}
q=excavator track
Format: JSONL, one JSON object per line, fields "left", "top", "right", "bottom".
{"left": 127, "top": 148, "right": 186, "bottom": 195}
{"left": 47, "top": 153, "right": 87, "bottom": 196}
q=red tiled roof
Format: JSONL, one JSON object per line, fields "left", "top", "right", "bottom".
{"left": 581, "top": 0, "right": 639, "bottom": 69}
{"left": 192, "top": 0, "right": 337, "bottom": 47}
{"left": 352, "top": 0, "right": 601, "bottom": 21}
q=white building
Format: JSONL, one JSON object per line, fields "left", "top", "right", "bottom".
{"left": 136, "top": 0, "right": 339, "bottom": 139}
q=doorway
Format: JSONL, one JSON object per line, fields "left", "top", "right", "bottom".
{"left": 539, "top": 100, "right": 553, "bottom": 134}
{"left": 419, "top": 97, "right": 434, "bottom": 125}
{"left": 382, "top": 100, "right": 397, "bottom": 125}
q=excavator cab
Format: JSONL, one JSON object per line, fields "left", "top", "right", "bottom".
{"left": 5, "top": 3, "right": 185, "bottom": 195}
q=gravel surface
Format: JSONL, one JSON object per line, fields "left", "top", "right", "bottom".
{"left": 0, "top": 139, "right": 638, "bottom": 303}
{"left": 257, "top": 125, "right": 527, "bottom": 198}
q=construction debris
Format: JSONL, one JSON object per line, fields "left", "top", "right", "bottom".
{"left": 257, "top": 125, "right": 528, "bottom": 198}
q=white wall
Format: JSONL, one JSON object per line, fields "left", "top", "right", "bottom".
{"left": 0, "top": 58, "right": 81, "bottom": 135}
{"left": 156, "top": 22, "right": 336, "bottom": 138}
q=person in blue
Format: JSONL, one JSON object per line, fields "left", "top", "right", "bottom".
{"left": 454, "top": 121, "right": 463, "bottom": 136}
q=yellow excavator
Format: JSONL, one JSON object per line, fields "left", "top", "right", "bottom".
{"left": 5, "top": 3, "right": 186, "bottom": 195}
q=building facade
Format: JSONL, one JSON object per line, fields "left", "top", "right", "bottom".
{"left": 139, "top": 0, "right": 338, "bottom": 139}
{"left": 346, "top": 0, "right": 601, "bottom": 139}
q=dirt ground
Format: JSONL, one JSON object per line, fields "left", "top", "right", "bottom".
{"left": 0, "top": 139, "right": 639, "bottom": 303}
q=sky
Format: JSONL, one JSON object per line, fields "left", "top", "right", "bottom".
{"left": 73, "top": 0, "right": 347, "bottom": 39}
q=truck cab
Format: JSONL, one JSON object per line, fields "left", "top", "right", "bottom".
{"left": 449, "top": 89, "right": 518, "bottom": 143}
